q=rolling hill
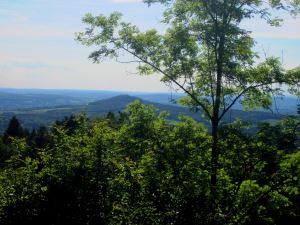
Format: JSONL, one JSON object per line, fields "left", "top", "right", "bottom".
{"left": 0, "top": 88, "right": 298, "bottom": 114}
{"left": 0, "top": 95, "right": 285, "bottom": 133}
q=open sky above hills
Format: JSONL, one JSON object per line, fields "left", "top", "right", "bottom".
{"left": 0, "top": 0, "right": 300, "bottom": 92}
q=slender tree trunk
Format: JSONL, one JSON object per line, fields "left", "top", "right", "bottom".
{"left": 209, "top": 96, "right": 220, "bottom": 225}
{"left": 210, "top": 118, "right": 219, "bottom": 200}
{"left": 210, "top": 27, "right": 225, "bottom": 223}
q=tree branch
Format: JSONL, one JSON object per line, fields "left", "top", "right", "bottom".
{"left": 219, "top": 82, "right": 277, "bottom": 121}
{"left": 118, "top": 44, "right": 213, "bottom": 120}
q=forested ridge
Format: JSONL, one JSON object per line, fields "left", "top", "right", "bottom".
{"left": 0, "top": 101, "right": 300, "bottom": 224}
{"left": 0, "top": 94, "right": 286, "bottom": 133}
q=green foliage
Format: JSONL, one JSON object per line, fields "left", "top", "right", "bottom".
{"left": 77, "top": 0, "right": 300, "bottom": 119}
{"left": 3, "top": 116, "right": 28, "bottom": 143}
{"left": 77, "top": 3, "right": 300, "bottom": 222}
{"left": 0, "top": 102, "right": 300, "bottom": 224}
{"left": 1, "top": 0, "right": 300, "bottom": 223}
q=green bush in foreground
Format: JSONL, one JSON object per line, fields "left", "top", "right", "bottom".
{"left": 0, "top": 101, "right": 299, "bottom": 224}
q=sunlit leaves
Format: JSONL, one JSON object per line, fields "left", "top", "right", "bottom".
{"left": 77, "top": 0, "right": 300, "bottom": 122}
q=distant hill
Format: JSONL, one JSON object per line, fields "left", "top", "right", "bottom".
{"left": 0, "top": 88, "right": 298, "bottom": 114}
{"left": 229, "top": 95, "right": 300, "bottom": 115}
{"left": 0, "top": 88, "right": 183, "bottom": 110}
{"left": 0, "top": 95, "right": 285, "bottom": 133}
{"left": 0, "top": 92, "right": 88, "bottom": 110}
{"left": 0, "top": 89, "right": 126, "bottom": 110}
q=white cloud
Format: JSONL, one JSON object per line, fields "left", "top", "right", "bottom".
{"left": 243, "top": 16, "right": 300, "bottom": 40}
{"left": 111, "top": 0, "right": 142, "bottom": 3}
{"left": 0, "top": 9, "right": 28, "bottom": 22}
{"left": 252, "top": 31, "right": 300, "bottom": 40}
{"left": 0, "top": 25, "right": 73, "bottom": 38}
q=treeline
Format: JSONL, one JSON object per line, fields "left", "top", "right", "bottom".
{"left": 0, "top": 101, "right": 299, "bottom": 225}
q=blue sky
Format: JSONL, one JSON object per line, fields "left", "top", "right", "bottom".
{"left": 0, "top": 0, "right": 299, "bottom": 92}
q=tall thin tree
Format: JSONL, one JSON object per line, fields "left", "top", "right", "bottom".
{"left": 77, "top": 0, "right": 300, "bottom": 223}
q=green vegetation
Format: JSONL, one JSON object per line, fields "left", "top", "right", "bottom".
{"left": 0, "top": 101, "right": 300, "bottom": 224}
{"left": 77, "top": 0, "right": 300, "bottom": 223}
{"left": 1, "top": 0, "right": 300, "bottom": 224}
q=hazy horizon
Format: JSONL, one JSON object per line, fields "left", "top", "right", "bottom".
{"left": 0, "top": 86, "right": 179, "bottom": 94}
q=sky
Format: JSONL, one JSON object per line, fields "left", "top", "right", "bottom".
{"left": 0, "top": 0, "right": 299, "bottom": 92}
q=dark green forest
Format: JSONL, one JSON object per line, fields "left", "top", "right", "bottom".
{"left": 2, "top": 0, "right": 300, "bottom": 224}
{"left": 0, "top": 101, "right": 300, "bottom": 224}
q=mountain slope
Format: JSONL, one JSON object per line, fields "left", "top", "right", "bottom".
{"left": 0, "top": 95, "right": 285, "bottom": 133}
{"left": 1, "top": 88, "right": 298, "bottom": 114}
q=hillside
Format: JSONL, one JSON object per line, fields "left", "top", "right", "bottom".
{"left": 0, "top": 88, "right": 298, "bottom": 114}
{"left": 0, "top": 95, "right": 285, "bottom": 133}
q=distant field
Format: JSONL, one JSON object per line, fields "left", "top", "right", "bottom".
{"left": 0, "top": 88, "right": 297, "bottom": 113}
{"left": 0, "top": 93, "right": 287, "bottom": 133}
